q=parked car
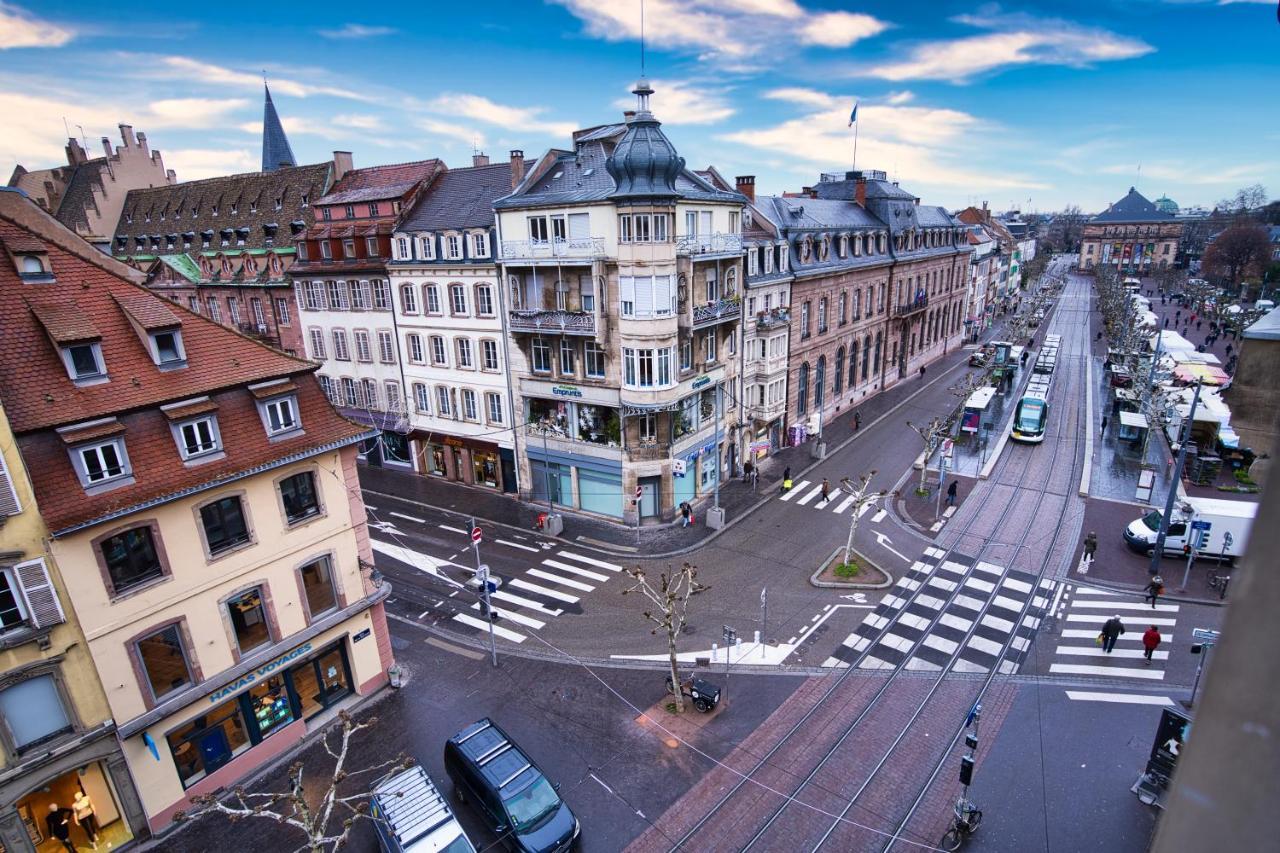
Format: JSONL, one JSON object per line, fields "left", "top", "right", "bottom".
{"left": 371, "top": 765, "right": 477, "bottom": 853}
{"left": 444, "top": 719, "right": 579, "bottom": 852}
{"left": 1123, "top": 496, "right": 1256, "bottom": 563}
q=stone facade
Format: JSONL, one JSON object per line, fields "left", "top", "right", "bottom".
{"left": 1079, "top": 187, "right": 1182, "bottom": 273}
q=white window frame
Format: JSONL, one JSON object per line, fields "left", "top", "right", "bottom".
{"left": 435, "top": 385, "right": 451, "bottom": 418}
{"left": 258, "top": 394, "right": 301, "bottom": 437}
{"left": 531, "top": 337, "right": 552, "bottom": 373}
{"left": 60, "top": 342, "right": 107, "bottom": 383}
{"left": 332, "top": 329, "right": 351, "bottom": 361}
{"left": 486, "top": 392, "right": 503, "bottom": 424}
{"left": 407, "top": 334, "right": 425, "bottom": 363}
{"left": 418, "top": 235, "right": 434, "bottom": 259}
{"left": 449, "top": 284, "right": 468, "bottom": 315}
{"left": 476, "top": 285, "right": 495, "bottom": 317}
{"left": 400, "top": 284, "right": 419, "bottom": 314}
{"left": 354, "top": 330, "right": 373, "bottom": 363}
{"left": 413, "top": 383, "right": 430, "bottom": 413}
{"left": 456, "top": 337, "right": 474, "bottom": 369}
{"left": 71, "top": 437, "right": 131, "bottom": 487}
{"left": 461, "top": 389, "right": 478, "bottom": 421}
{"left": 446, "top": 234, "right": 463, "bottom": 260}
{"left": 424, "top": 284, "right": 441, "bottom": 315}
{"left": 174, "top": 415, "right": 222, "bottom": 460}
{"left": 470, "top": 232, "right": 489, "bottom": 258}
{"left": 377, "top": 330, "right": 396, "bottom": 364}
{"left": 430, "top": 336, "right": 448, "bottom": 366}
{"left": 481, "top": 339, "right": 500, "bottom": 371}
{"left": 584, "top": 341, "right": 606, "bottom": 378}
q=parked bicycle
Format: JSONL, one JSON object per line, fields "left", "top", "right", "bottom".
{"left": 1208, "top": 569, "right": 1231, "bottom": 600}
{"left": 939, "top": 795, "right": 983, "bottom": 851}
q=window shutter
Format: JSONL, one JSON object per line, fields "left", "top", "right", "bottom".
{"left": 635, "top": 276, "right": 654, "bottom": 315}
{"left": 14, "top": 558, "right": 64, "bottom": 629}
{"left": 568, "top": 213, "right": 590, "bottom": 240}
{"left": 0, "top": 452, "right": 20, "bottom": 517}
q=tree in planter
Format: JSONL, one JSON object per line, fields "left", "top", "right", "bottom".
{"left": 907, "top": 417, "right": 952, "bottom": 495}
{"left": 622, "top": 562, "right": 707, "bottom": 713}
{"left": 173, "top": 710, "right": 414, "bottom": 853}
{"left": 838, "top": 472, "right": 887, "bottom": 570}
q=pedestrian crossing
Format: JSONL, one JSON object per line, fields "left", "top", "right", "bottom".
{"left": 779, "top": 479, "right": 883, "bottom": 517}
{"left": 823, "top": 552, "right": 1056, "bottom": 674}
{"left": 371, "top": 538, "right": 624, "bottom": 645}
{"left": 1049, "top": 584, "right": 1178, "bottom": 681}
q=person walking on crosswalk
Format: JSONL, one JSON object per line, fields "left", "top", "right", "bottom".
{"left": 1100, "top": 614, "right": 1126, "bottom": 654}
{"left": 1142, "top": 625, "right": 1162, "bottom": 666}
{"left": 820, "top": 478, "right": 831, "bottom": 505}
{"left": 1144, "top": 575, "right": 1165, "bottom": 608}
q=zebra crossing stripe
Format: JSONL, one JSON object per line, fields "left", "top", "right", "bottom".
{"left": 1065, "top": 691, "right": 1174, "bottom": 706}
{"left": 1050, "top": 663, "right": 1165, "bottom": 680}
{"left": 471, "top": 602, "right": 544, "bottom": 629}
{"left": 1066, "top": 614, "right": 1176, "bottom": 626}
{"left": 1070, "top": 600, "right": 1179, "bottom": 612}
{"left": 778, "top": 480, "right": 810, "bottom": 501}
{"left": 541, "top": 559, "right": 609, "bottom": 582}
{"left": 795, "top": 484, "right": 824, "bottom": 505}
{"left": 1061, "top": 629, "right": 1174, "bottom": 641}
{"left": 526, "top": 568, "right": 594, "bottom": 592}
{"left": 833, "top": 494, "right": 857, "bottom": 514}
{"left": 490, "top": 589, "right": 563, "bottom": 616}
{"left": 1057, "top": 647, "right": 1169, "bottom": 660}
{"left": 556, "top": 551, "right": 623, "bottom": 572}
{"left": 454, "top": 613, "right": 526, "bottom": 643}
{"left": 509, "top": 578, "right": 580, "bottom": 604}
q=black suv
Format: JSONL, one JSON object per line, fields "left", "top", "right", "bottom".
{"left": 444, "top": 719, "right": 579, "bottom": 852}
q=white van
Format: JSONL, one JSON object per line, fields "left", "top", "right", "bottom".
{"left": 372, "top": 765, "right": 477, "bottom": 853}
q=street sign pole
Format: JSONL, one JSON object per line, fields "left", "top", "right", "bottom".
{"left": 760, "top": 588, "right": 767, "bottom": 660}
{"left": 722, "top": 624, "right": 736, "bottom": 702}
{"left": 471, "top": 517, "right": 497, "bottom": 667}
{"left": 634, "top": 484, "right": 642, "bottom": 545}
{"left": 1150, "top": 382, "right": 1202, "bottom": 576}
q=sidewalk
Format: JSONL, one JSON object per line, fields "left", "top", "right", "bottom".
{"left": 360, "top": 341, "right": 999, "bottom": 557}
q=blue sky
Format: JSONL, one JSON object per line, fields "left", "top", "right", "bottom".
{"left": 1, "top": 0, "right": 1276, "bottom": 212}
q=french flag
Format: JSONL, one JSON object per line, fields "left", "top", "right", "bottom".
{"left": 848, "top": 102, "right": 858, "bottom": 127}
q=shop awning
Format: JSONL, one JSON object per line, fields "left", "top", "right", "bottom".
{"left": 1173, "top": 364, "right": 1230, "bottom": 386}
{"left": 1119, "top": 411, "right": 1149, "bottom": 429}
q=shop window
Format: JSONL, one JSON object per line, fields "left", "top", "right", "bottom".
{"left": 280, "top": 470, "right": 321, "bottom": 525}
{"left": 226, "top": 587, "right": 271, "bottom": 654}
{"left": 472, "top": 452, "right": 499, "bottom": 488}
{"left": 248, "top": 675, "right": 294, "bottom": 740}
{"left": 136, "top": 623, "right": 193, "bottom": 700}
{"left": 168, "top": 697, "right": 250, "bottom": 787}
{"left": 299, "top": 556, "right": 338, "bottom": 618}
{"left": 0, "top": 674, "right": 73, "bottom": 751}
{"left": 200, "top": 495, "right": 252, "bottom": 556}
{"left": 291, "top": 645, "right": 352, "bottom": 720}
{"left": 99, "top": 525, "right": 165, "bottom": 595}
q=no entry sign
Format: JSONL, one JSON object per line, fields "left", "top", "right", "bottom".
{"left": 471, "top": 526, "right": 482, "bottom": 543}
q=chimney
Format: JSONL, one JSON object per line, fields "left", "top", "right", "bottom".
{"left": 472, "top": 152, "right": 490, "bottom": 167}
{"left": 136, "top": 131, "right": 148, "bottom": 152}
{"left": 735, "top": 175, "right": 756, "bottom": 203}
{"left": 332, "top": 151, "right": 353, "bottom": 182}
{"left": 623, "top": 110, "right": 636, "bottom": 123}
{"left": 855, "top": 174, "right": 867, "bottom": 208}
{"left": 509, "top": 150, "right": 525, "bottom": 190}
{"left": 65, "top": 138, "right": 87, "bottom": 167}
{"left": 119, "top": 124, "right": 137, "bottom": 148}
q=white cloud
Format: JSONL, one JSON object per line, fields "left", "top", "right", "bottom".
{"left": 317, "top": 23, "right": 397, "bottom": 39}
{"left": 860, "top": 13, "right": 1153, "bottom": 82}
{"left": 0, "top": 2, "right": 72, "bottom": 49}
{"left": 612, "top": 79, "right": 735, "bottom": 125}
{"left": 425, "top": 93, "right": 576, "bottom": 138}
{"left": 145, "top": 98, "right": 251, "bottom": 127}
{"left": 1100, "top": 161, "right": 1270, "bottom": 185}
{"left": 797, "top": 12, "right": 890, "bottom": 48}
{"left": 333, "top": 113, "right": 387, "bottom": 131}
{"left": 885, "top": 90, "right": 914, "bottom": 105}
{"left": 552, "top": 0, "right": 888, "bottom": 61}
{"left": 162, "top": 148, "right": 257, "bottom": 180}
{"left": 416, "top": 118, "right": 486, "bottom": 147}
{"left": 144, "top": 56, "right": 376, "bottom": 102}
{"left": 720, "top": 88, "right": 1047, "bottom": 191}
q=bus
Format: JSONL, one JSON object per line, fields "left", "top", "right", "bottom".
{"left": 1011, "top": 380, "right": 1050, "bottom": 444}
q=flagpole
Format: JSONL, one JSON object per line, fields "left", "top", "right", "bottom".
{"left": 853, "top": 119, "right": 859, "bottom": 173}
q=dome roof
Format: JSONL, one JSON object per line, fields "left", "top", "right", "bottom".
{"left": 1154, "top": 195, "right": 1179, "bottom": 213}
{"left": 606, "top": 79, "right": 684, "bottom": 201}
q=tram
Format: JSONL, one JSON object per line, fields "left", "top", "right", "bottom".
{"left": 1011, "top": 377, "right": 1051, "bottom": 444}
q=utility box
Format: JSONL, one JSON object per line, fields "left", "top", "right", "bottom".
{"left": 543, "top": 513, "right": 564, "bottom": 536}
{"left": 705, "top": 506, "right": 726, "bottom": 530}
{"left": 811, "top": 441, "right": 827, "bottom": 459}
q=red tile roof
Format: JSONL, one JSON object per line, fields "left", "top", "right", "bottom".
{"left": 113, "top": 292, "right": 181, "bottom": 330}
{"left": 0, "top": 189, "right": 372, "bottom": 534}
{"left": 28, "top": 299, "right": 101, "bottom": 343}
{"left": 316, "top": 159, "right": 444, "bottom": 207}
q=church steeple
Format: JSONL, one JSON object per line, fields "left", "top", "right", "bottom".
{"left": 261, "top": 84, "right": 296, "bottom": 172}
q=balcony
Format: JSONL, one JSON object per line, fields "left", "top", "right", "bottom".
{"left": 501, "top": 237, "right": 605, "bottom": 261}
{"left": 627, "top": 442, "right": 670, "bottom": 463}
{"left": 237, "top": 322, "right": 278, "bottom": 342}
{"left": 508, "top": 309, "right": 597, "bottom": 336}
{"left": 677, "top": 233, "right": 743, "bottom": 257}
{"left": 893, "top": 295, "right": 929, "bottom": 318}
{"left": 755, "top": 307, "right": 790, "bottom": 330}
{"left": 692, "top": 295, "right": 742, "bottom": 330}
{"left": 747, "top": 398, "right": 787, "bottom": 423}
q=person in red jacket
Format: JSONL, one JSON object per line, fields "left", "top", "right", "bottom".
{"left": 1142, "top": 625, "right": 1162, "bottom": 666}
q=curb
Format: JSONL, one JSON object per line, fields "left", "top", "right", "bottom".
{"left": 809, "top": 547, "right": 894, "bottom": 589}
{"left": 1071, "top": 574, "right": 1226, "bottom": 607}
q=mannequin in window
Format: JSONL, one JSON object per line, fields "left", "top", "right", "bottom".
{"left": 73, "top": 790, "right": 100, "bottom": 849}
{"left": 46, "top": 803, "right": 76, "bottom": 852}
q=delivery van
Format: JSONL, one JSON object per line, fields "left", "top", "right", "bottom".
{"left": 1123, "top": 496, "right": 1256, "bottom": 563}
{"left": 371, "top": 765, "right": 477, "bottom": 853}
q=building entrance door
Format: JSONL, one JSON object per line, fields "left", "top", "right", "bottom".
{"left": 638, "top": 476, "right": 659, "bottom": 518}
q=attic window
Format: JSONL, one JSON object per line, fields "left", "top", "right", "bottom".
{"left": 61, "top": 342, "right": 106, "bottom": 382}
{"left": 552, "top": 171, "right": 563, "bottom": 180}
{"left": 150, "top": 330, "right": 186, "bottom": 367}
{"left": 582, "top": 168, "right": 594, "bottom": 176}
{"left": 301, "top": 194, "right": 309, "bottom": 206}
{"left": 20, "top": 256, "right": 43, "bottom": 274}
{"left": 275, "top": 196, "right": 283, "bottom": 211}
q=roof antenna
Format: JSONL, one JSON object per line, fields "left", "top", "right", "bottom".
{"left": 76, "top": 124, "right": 87, "bottom": 150}
{"left": 640, "top": 0, "right": 646, "bottom": 75}
{"left": 62, "top": 116, "right": 71, "bottom": 140}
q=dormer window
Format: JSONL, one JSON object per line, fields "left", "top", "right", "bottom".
{"left": 149, "top": 330, "right": 186, "bottom": 368}
{"left": 320, "top": 242, "right": 332, "bottom": 260}
{"left": 344, "top": 205, "right": 354, "bottom": 218}
{"left": 396, "top": 237, "right": 410, "bottom": 259}
{"left": 418, "top": 235, "right": 434, "bottom": 259}
{"left": 258, "top": 393, "right": 300, "bottom": 437}
{"left": 61, "top": 342, "right": 106, "bottom": 382}
{"left": 69, "top": 436, "right": 131, "bottom": 489}
{"left": 471, "top": 232, "right": 488, "bottom": 258}
{"left": 174, "top": 415, "right": 221, "bottom": 460}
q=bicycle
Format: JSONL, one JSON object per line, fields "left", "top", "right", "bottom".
{"left": 1208, "top": 569, "right": 1231, "bottom": 600}
{"left": 939, "top": 796, "right": 983, "bottom": 851}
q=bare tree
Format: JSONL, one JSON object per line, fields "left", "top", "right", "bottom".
{"left": 1217, "top": 184, "right": 1268, "bottom": 215}
{"left": 839, "top": 472, "right": 887, "bottom": 569}
{"left": 908, "top": 417, "right": 952, "bottom": 494}
{"left": 622, "top": 562, "right": 707, "bottom": 713}
{"left": 174, "top": 711, "right": 413, "bottom": 853}
{"left": 1202, "top": 222, "right": 1273, "bottom": 293}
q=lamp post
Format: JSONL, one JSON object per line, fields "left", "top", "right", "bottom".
{"left": 1149, "top": 381, "right": 1203, "bottom": 576}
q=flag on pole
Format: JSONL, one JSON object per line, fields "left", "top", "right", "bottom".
{"left": 848, "top": 102, "right": 858, "bottom": 127}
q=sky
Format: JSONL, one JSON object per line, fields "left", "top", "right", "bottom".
{"left": 1, "top": 0, "right": 1276, "bottom": 213}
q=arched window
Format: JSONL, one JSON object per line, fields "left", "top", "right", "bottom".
{"left": 797, "top": 362, "right": 810, "bottom": 416}
{"left": 873, "top": 332, "right": 882, "bottom": 376}
{"left": 862, "top": 336, "right": 872, "bottom": 381}
{"left": 814, "top": 356, "right": 826, "bottom": 410}
{"left": 833, "top": 347, "right": 845, "bottom": 395}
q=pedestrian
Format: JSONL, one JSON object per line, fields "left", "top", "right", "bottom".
{"left": 782, "top": 465, "right": 792, "bottom": 493}
{"left": 1100, "top": 614, "right": 1126, "bottom": 654}
{"left": 1191, "top": 312, "right": 1197, "bottom": 324}
{"left": 1142, "top": 625, "right": 1162, "bottom": 666}
{"left": 679, "top": 500, "right": 693, "bottom": 528}
{"left": 820, "top": 478, "right": 831, "bottom": 505}
{"left": 1144, "top": 575, "right": 1165, "bottom": 608}
{"left": 1175, "top": 310, "right": 1181, "bottom": 323}
{"left": 1196, "top": 320, "right": 1202, "bottom": 331}
{"left": 946, "top": 479, "right": 958, "bottom": 507}
{"left": 1100, "top": 416, "right": 1108, "bottom": 436}
{"left": 1083, "top": 530, "right": 1098, "bottom": 561}
{"left": 853, "top": 410, "right": 862, "bottom": 431}
{"left": 1225, "top": 344, "right": 1233, "bottom": 358}
{"left": 750, "top": 464, "right": 759, "bottom": 489}
{"left": 1163, "top": 317, "right": 1169, "bottom": 329}
{"left": 743, "top": 458, "right": 754, "bottom": 482}
{"left": 919, "top": 365, "right": 927, "bottom": 380}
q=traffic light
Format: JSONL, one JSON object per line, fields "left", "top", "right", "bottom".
{"left": 959, "top": 755, "right": 975, "bottom": 786}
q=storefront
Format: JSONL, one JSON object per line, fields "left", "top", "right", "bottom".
{"left": 10, "top": 761, "right": 136, "bottom": 852}
{"left": 415, "top": 434, "right": 511, "bottom": 492}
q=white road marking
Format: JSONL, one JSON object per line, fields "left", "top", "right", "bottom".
{"left": 439, "top": 524, "right": 468, "bottom": 534}
{"left": 490, "top": 589, "right": 563, "bottom": 617}
{"left": 1049, "top": 663, "right": 1165, "bottom": 680}
{"left": 542, "top": 559, "right": 609, "bottom": 582}
{"left": 1061, "top": 629, "right": 1173, "bottom": 641}
{"left": 952, "top": 594, "right": 985, "bottom": 612}
{"left": 453, "top": 613, "right": 526, "bottom": 642}
{"left": 1065, "top": 691, "right": 1174, "bottom": 706}
{"left": 939, "top": 613, "right": 974, "bottom": 632}
{"left": 898, "top": 613, "right": 931, "bottom": 631}
{"left": 795, "top": 484, "right": 824, "bottom": 506}
{"left": 928, "top": 577, "right": 958, "bottom": 593}
{"left": 952, "top": 659, "right": 988, "bottom": 673}
{"left": 778, "top": 480, "right": 810, "bottom": 501}
{"left": 1073, "top": 585, "right": 1119, "bottom": 595}
{"left": 923, "top": 634, "right": 959, "bottom": 655}
{"left": 471, "top": 602, "right": 544, "bottom": 629}
{"left": 964, "top": 577, "right": 996, "bottom": 594}
{"left": 858, "top": 502, "right": 876, "bottom": 517}
{"left": 390, "top": 511, "right": 425, "bottom": 524}
{"left": 1002, "top": 578, "right": 1033, "bottom": 594}
{"left": 510, "top": 578, "right": 580, "bottom": 603}
{"left": 527, "top": 568, "right": 595, "bottom": 592}
{"left": 1066, "top": 614, "right": 1177, "bottom": 626}
{"left": 981, "top": 614, "right": 1016, "bottom": 633}
{"left": 990, "top": 594, "right": 1025, "bottom": 614}
{"left": 556, "top": 551, "right": 623, "bottom": 572}
{"left": 1070, "top": 601, "right": 1179, "bottom": 612}
{"left": 1057, "top": 647, "right": 1169, "bottom": 660}
{"left": 496, "top": 539, "right": 540, "bottom": 553}
{"left": 967, "top": 635, "right": 1005, "bottom": 656}
{"left": 906, "top": 657, "right": 943, "bottom": 671}
{"left": 871, "top": 509, "right": 887, "bottom": 522}
{"left": 364, "top": 504, "right": 378, "bottom": 511}
{"left": 833, "top": 494, "right": 857, "bottom": 514}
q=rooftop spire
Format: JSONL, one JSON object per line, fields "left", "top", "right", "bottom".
{"left": 261, "top": 84, "right": 296, "bottom": 173}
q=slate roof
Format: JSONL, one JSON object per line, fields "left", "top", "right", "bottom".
{"left": 1091, "top": 187, "right": 1174, "bottom": 223}
{"left": 0, "top": 188, "right": 369, "bottom": 534}
{"left": 756, "top": 196, "right": 883, "bottom": 230}
{"left": 316, "top": 159, "right": 444, "bottom": 206}
{"left": 53, "top": 157, "right": 109, "bottom": 233}
{"left": 397, "top": 161, "right": 513, "bottom": 231}
{"left": 114, "top": 161, "right": 332, "bottom": 256}
{"left": 261, "top": 85, "right": 297, "bottom": 172}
